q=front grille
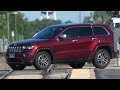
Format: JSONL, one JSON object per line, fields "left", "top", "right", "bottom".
{"left": 8, "top": 46, "right": 23, "bottom": 52}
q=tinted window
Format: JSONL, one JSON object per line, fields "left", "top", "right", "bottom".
{"left": 61, "top": 27, "right": 78, "bottom": 39}
{"left": 32, "top": 26, "right": 62, "bottom": 39}
{"left": 93, "top": 27, "right": 108, "bottom": 36}
{"left": 76, "top": 27, "right": 93, "bottom": 37}
{"left": 60, "top": 27, "right": 93, "bottom": 39}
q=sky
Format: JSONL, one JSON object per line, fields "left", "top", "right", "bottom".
{"left": 21, "top": 11, "right": 91, "bottom": 23}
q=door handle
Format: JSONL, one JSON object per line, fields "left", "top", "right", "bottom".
{"left": 92, "top": 38, "right": 98, "bottom": 40}
{"left": 72, "top": 40, "right": 78, "bottom": 42}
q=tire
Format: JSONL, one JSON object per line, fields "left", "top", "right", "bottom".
{"left": 69, "top": 62, "right": 85, "bottom": 69}
{"left": 93, "top": 49, "right": 110, "bottom": 69}
{"left": 9, "top": 64, "right": 26, "bottom": 70}
{"left": 34, "top": 51, "right": 51, "bottom": 70}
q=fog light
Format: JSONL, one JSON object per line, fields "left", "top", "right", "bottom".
{"left": 23, "top": 54, "right": 29, "bottom": 57}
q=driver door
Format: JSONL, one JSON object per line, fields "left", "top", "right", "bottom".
{"left": 54, "top": 27, "right": 79, "bottom": 60}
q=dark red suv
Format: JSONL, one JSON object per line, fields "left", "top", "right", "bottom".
{"left": 6, "top": 23, "right": 116, "bottom": 70}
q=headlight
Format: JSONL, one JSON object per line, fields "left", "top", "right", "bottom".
{"left": 22, "top": 46, "right": 34, "bottom": 50}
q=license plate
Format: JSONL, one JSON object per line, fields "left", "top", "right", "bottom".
{"left": 9, "top": 53, "right": 15, "bottom": 58}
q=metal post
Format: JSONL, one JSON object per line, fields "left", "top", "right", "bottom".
{"left": 117, "top": 41, "right": 120, "bottom": 66}
{"left": 46, "top": 11, "right": 49, "bottom": 19}
{"left": 90, "top": 11, "right": 95, "bottom": 23}
{"left": 54, "top": 12, "right": 57, "bottom": 20}
{"left": 79, "top": 11, "right": 82, "bottom": 23}
{"left": 40, "top": 12, "right": 43, "bottom": 20}
{"left": 7, "top": 12, "right": 10, "bottom": 44}
{"left": 12, "top": 36, "right": 14, "bottom": 43}
{"left": 11, "top": 31, "right": 14, "bottom": 42}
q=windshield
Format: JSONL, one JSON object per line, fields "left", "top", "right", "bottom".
{"left": 32, "top": 26, "right": 63, "bottom": 39}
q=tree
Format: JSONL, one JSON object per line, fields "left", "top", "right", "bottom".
{"left": 64, "top": 20, "right": 73, "bottom": 23}
{"left": 0, "top": 12, "right": 7, "bottom": 39}
{"left": 0, "top": 11, "right": 63, "bottom": 41}
{"left": 93, "top": 11, "right": 120, "bottom": 25}
{"left": 0, "top": 11, "right": 16, "bottom": 49}
{"left": 93, "top": 11, "right": 107, "bottom": 24}
{"left": 39, "top": 19, "right": 62, "bottom": 29}
{"left": 106, "top": 11, "right": 119, "bottom": 17}
{"left": 0, "top": 11, "right": 17, "bottom": 41}
{"left": 83, "top": 16, "right": 93, "bottom": 23}
{"left": 26, "top": 19, "right": 62, "bottom": 39}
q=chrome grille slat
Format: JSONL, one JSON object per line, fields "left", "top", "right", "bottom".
{"left": 9, "top": 46, "right": 22, "bottom": 52}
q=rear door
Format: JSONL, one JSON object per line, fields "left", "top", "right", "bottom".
{"left": 92, "top": 26, "right": 110, "bottom": 45}
{"left": 72, "top": 26, "right": 96, "bottom": 59}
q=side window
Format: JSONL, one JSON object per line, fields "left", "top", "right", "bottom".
{"left": 61, "top": 27, "right": 78, "bottom": 39}
{"left": 76, "top": 27, "right": 93, "bottom": 37}
{"left": 60, "top": 27, "right": 93, "bottom": 39}
{"left": 93, "top": 27, "right": 108, "bottom": 36}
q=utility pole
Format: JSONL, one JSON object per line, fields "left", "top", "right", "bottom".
{"left": 7, "top": 12, "right": 10, "bottom": 44}
{"left": 14, "top": 13, "right": 17, "bottom": 41}
{"left": 90, "top": 11, "right": 95, "bottom": 23}
{"left": 119, "top": 11, "right": 120, "bottom": 17}
{"left": 79, "top": 11, "right": 82, "bottom": 23}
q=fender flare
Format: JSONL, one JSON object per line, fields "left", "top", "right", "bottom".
{"left": 33, "top": 48, "right": 54, "bottom": 62}
{"left": 91, "top": 44, "right": 112, "bottom": 59}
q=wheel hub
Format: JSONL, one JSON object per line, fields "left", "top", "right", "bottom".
{"left": 97, "top": 52, "right": 108, "bottom": 66}
{"left": 38, "top": 54, "right": 49, "bottom": 68}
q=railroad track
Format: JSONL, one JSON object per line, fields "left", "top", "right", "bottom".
{"left": 0, "top": 69, "right": 14, "bottom": 79}
{"left": 0, "top": 65, "right": 72, "bottom": 79}
{"left": 0, "top": 64, "right": 95, "bottom": 79}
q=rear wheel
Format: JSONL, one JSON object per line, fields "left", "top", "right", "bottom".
{"left": 93, "top": 49, "right": 110, "bottom": 69}
{"left": 34, "top": 51, "right": 51, "bottom": 70}
{"left": 69, "top": 62, "right": 85, "bottom": 69}
{"left": 9, "top": 64, "right": 26, "bottom": 70}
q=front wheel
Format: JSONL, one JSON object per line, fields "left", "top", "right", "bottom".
{"left": 9, "top": 64, "right": 26, "bottom": 70}
{"left": 93, "top": 49, "right": 110, "bottom": 69}
{"left": 34, "top": 51, "right": 51, "bottom": 70}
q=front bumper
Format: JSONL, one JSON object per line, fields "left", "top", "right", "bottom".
{"left": 6, "top": 57, "right": 33, "bottom": 66}
{"left": 6, "top": 52, "right": 34, "bottom": 66}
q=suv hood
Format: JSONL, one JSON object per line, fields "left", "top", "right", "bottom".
{"left": 9, "top": 39, "right": 49, "bottom": 46}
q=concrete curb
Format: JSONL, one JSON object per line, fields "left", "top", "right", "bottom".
{"left": 5, "top": 75, "right": 43, "bottom": 79}
{"left": 89, "top": 69, "right": 96, "bottom": 79}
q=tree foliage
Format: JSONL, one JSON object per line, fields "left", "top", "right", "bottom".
{"left": 1, "top": 11, "right": 119, "bottom": 43}
{"left": 64, "top": 20, "right": 73, "bottom": 23}
{"left": 83, "top": 16, "right": 93, "bottom": 23}
{"left": 93, "top": 11, "right": 120, "bottom": 25}
{"left": 0, "top": 11, "right": 63, "bottom": 43}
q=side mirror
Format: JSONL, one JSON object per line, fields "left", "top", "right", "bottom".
{"left": 59, "top": 34, "right": 67, "bottom": 40}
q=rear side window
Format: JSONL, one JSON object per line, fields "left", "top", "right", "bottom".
{"left": 92, "top": 27, "right": 108, "bottom": 36}
{"left": 76, "top": 27, "right": 93, "bottom": 37}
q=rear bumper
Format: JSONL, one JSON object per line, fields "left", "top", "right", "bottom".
{"left": 111, "top": 47, "right": 117, "bottom": 59}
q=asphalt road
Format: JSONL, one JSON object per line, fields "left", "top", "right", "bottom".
{"left": 95, "top": 68, "right": 120, "bottom": 79}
